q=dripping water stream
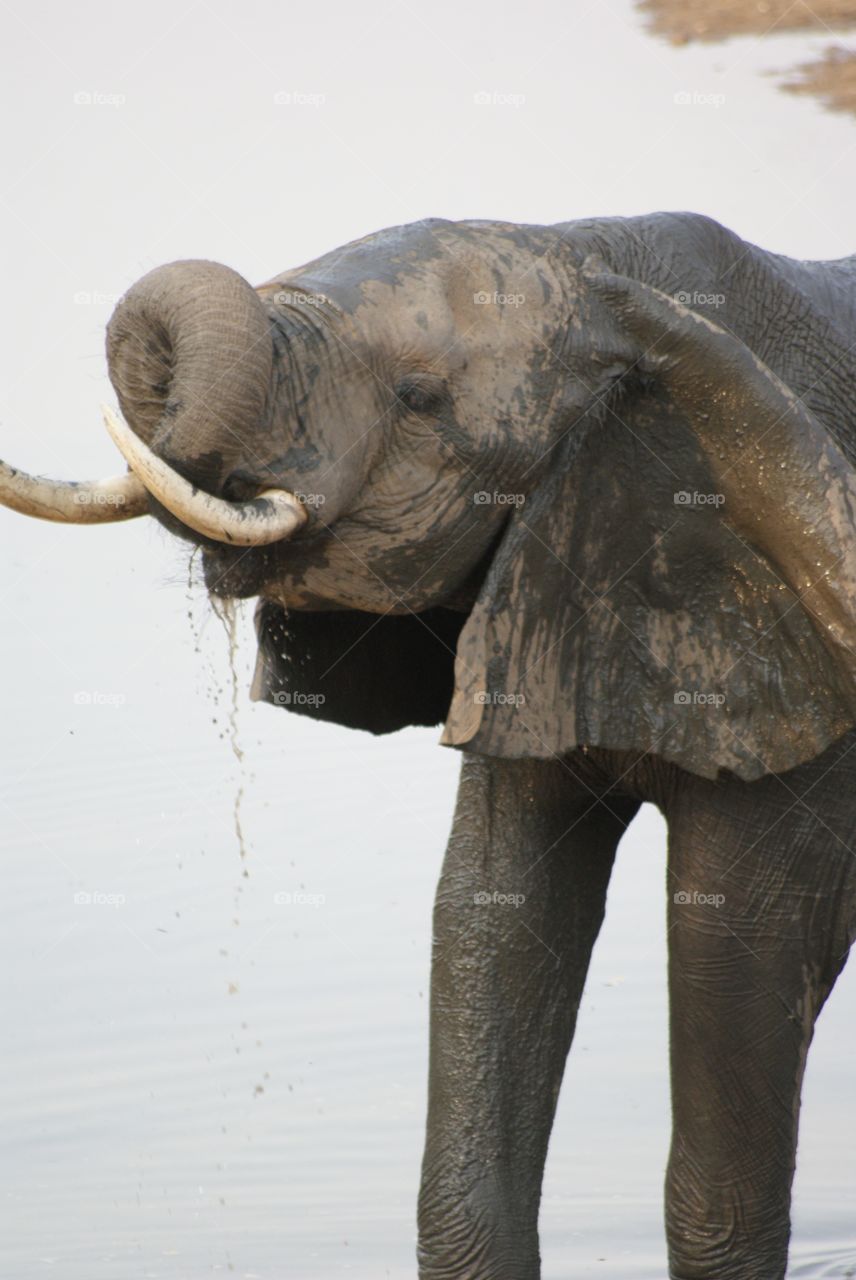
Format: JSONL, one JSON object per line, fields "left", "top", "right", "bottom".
{"left": 211, "top": 594, "right": 249, "bottom": 879}
{"left": 184, "top": 554, "right": 269, "bottom": 1105}
{"left": 186, "top": 552, "right": 250, "bottom": 881}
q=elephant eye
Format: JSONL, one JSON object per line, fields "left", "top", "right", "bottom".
{"left": 396, "top": 376, "right": 447, "bottom": 416}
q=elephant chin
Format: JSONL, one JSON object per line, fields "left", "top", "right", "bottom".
{"left": 202, "top": 545, "right": 272, "bottom": 599}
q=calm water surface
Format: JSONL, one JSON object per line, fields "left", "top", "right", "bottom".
{"left": 3, "top": 636, "right": 854, "bottom": 1276}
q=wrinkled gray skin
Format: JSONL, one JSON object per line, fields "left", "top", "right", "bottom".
{"left": 102, "top": 214, "right": 856, "bottom": 1279}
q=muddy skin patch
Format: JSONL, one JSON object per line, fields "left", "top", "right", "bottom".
{"left": 637, "top": 0, "right": 856, "bottom": 118}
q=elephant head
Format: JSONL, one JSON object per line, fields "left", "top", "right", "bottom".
{"left": 6, "top": 214, "right": 856, "bottom": 780}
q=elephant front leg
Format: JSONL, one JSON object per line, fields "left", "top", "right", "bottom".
{"left": 665, "top": 760, "right": 856, "bottom": 1280}
{"left": 417, "top": 754, "right": 638, "bottom": 1280}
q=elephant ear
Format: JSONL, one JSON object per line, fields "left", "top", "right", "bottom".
{"left": 251, "top": 600, "right": 464, "bottom": 733}
{"left": 443, "top": 275, "right": 856, "bottom": 781}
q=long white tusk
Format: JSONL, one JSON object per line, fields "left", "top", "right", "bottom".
{"left": 0, "top": 459, "right": 148, "bottom": 523}
{"left": 102, "top": 404, "right": 307, "bottom": 546}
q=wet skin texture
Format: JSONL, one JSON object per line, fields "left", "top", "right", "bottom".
{"left": 105, "top": 213, "right": 856, "bottom": 1278}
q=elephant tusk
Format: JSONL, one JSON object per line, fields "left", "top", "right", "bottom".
{"left": 0, "top": 458, "right": 148, "bottom": 523}
{"left": 102, "top": 404, "right": 308, "bottom": 546}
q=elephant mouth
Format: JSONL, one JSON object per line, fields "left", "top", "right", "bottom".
{"left": 201, "top": 542, "right": 274, "bottom": 599}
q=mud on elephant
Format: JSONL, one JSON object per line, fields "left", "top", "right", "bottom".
{"left": 6, "top": 211, "right": 856, "bottom": 1279}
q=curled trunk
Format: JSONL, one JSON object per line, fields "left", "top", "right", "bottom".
{"left": 105, "top": 258, "right": 275, "bottom": 488}
{"left": 0, "top": 259, "right": 305, "bottom": 541}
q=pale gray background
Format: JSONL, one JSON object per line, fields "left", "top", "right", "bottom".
{"left": 1, "top": 1, "right": 855, "bottom": 1275}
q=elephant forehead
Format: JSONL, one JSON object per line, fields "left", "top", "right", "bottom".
{"left": 352, "top": 276, "right": 461, "bottom": 357}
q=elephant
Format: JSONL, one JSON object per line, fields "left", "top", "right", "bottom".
{"left": 4, "top": 210, "right": 856, "bottom": 1279}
